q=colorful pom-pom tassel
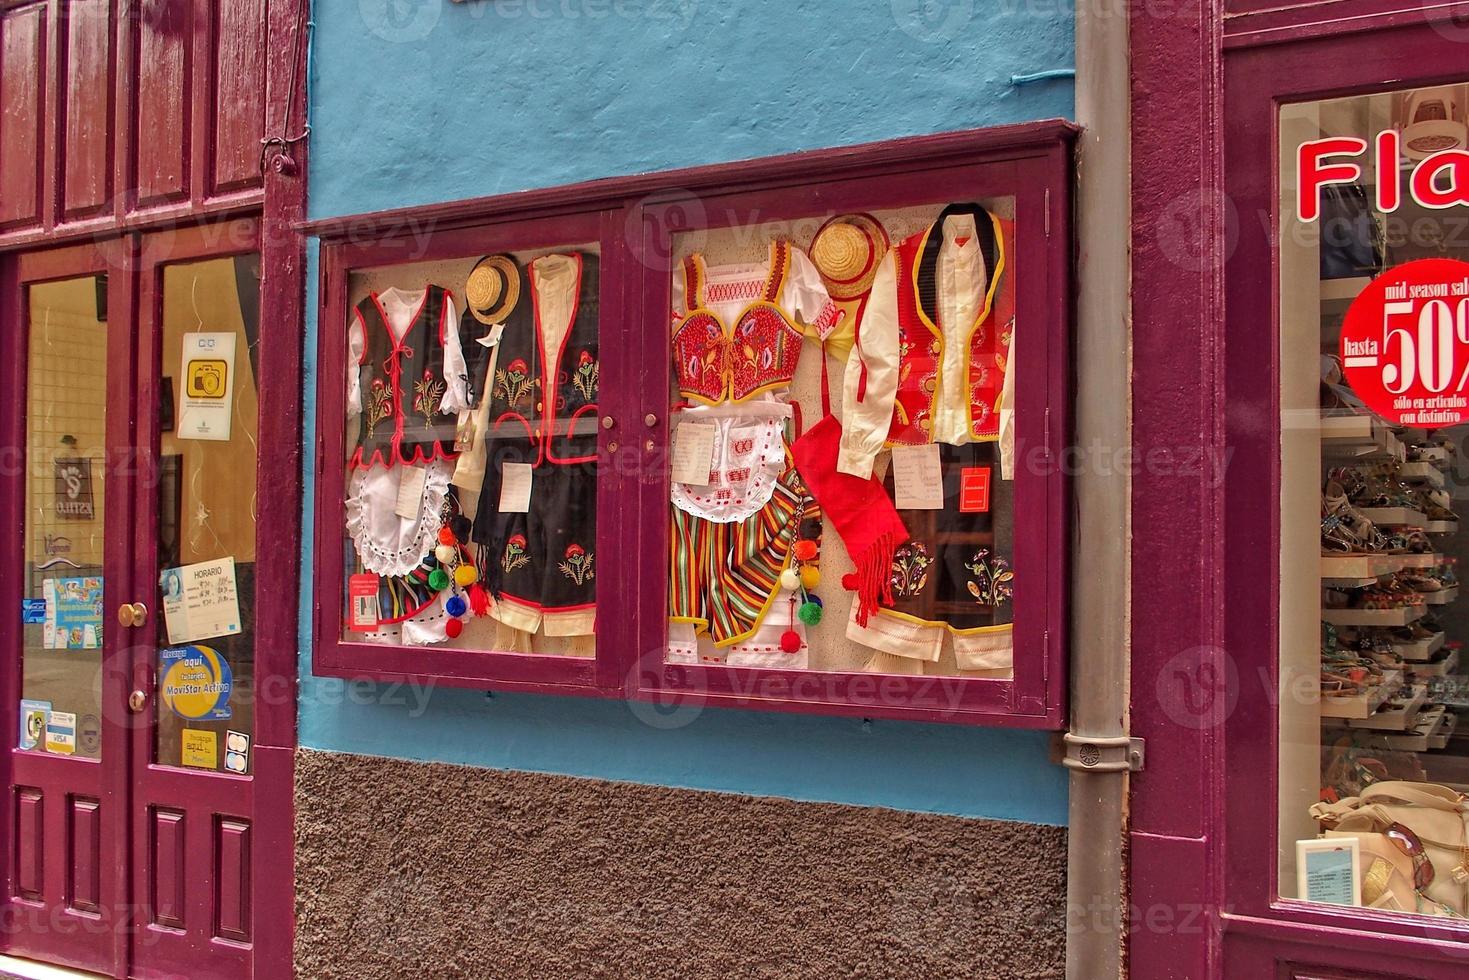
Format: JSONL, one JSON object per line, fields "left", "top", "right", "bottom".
{"left": 438, "top": 527, "right": 457, "bottom": 546}
{"left": 799, "top": 566, "right": 820, "bottom": 590}
{"left": 793, "top": 539, "right": 818, "bottom": 562}
{"left": 435, "top": 543, "right": 457, "bottom": 564}
{"left": 805, "top": 593, "right": 822, "bottom": 608}
{"left": 445, "top": 618, "right": 464, "bottom": 639}
{"left": 428, "top": 568, "right": 450, "bottom": 591}
{"left": 445, "top": 594, "right": 468, "bottom": 617}
{"left": 798, "top": 601, "right": 823, "bottom": 626}
{"left": 468, "top": 583, "right": 491, "bottom": 616}
{"left": 779, "top": 567, "right": 801, "bottom": 591}
{"left": 450, "top": 515, "right": 473, "bottom": 541}
{"left": 841, "top": 572, "right": 859, "bottom": 591}
{"left": 779, "top": 629, "right": 802, "bottom": 653}
{"left": 453, "top": 564, "right": 478, "bottom": 587}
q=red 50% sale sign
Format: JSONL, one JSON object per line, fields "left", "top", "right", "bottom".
{"left": 1341, "top": 259, "right": 1469, "bottom": 428}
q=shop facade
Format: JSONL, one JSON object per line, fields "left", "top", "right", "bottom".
{"left": 7, "top": 0, "right": 1469, "bottom": 978}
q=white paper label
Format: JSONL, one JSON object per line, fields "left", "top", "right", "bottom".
{"left": 891, "top": 443, "right": 945, "bottom": 510}
{"left": 498, "top": 463, "right": 533, "bottom": 513}
{"left": 160, "top": 557, "right": 243, "bottom": 645}
{"left": 394, "top": 465, "right": 429, "bottom": 520}
{"left": 178, "top": 332, "right": 236, "bottom": 441}
{"left": 671, "top": 422, "right": 717, "bottom": 487}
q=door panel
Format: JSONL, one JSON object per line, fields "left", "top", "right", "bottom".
{"left": 3, "top": 250, "right": 128, "bottom": 978}
{"left": 127, "top": 229, "right": 259, "bottom": 980}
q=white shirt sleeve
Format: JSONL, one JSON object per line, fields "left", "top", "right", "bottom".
{"left": 346, "top": 309, "right": 365, "bottom": 419}
{"left": 438, "top": 295, "right": 470, "bottom": 414}
{"left": 784, "top": 246, "right": 841, "bottom": 340}
{"left": 837, "top": 255, "right": 900, "bottom": 478}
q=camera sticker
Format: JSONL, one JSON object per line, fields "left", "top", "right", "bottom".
{"left": 178, "top": 332, "right": 236, "bottom": 441}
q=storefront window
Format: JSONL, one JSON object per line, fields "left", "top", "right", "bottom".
{"left": 336, "top": 244, "right": 600, "bottom": 659}
{"left": 1280, "top": 82, "right": 1469, "bottom": 919}
{"left": 663, "top": 200, "right": 1018, "bottom": 678}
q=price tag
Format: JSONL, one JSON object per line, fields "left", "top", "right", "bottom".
{"left": 959, "top": 467, "right": 991, "bottom": 513}
{"left": 498, "top": 462, "right": 533, "bottom": 513}
{"left": 348, "top": 574, "right": 379, "bottom": 631}
{"left": 1340, "top": 258, "right": 1469, "bottom": 427}
{"left": 891, "top": 443, "right": 944, "bottom": 510}
{"left": 671, "top": 422, "right": 717, "bottom": 487}
{"left": 394, "top": 465, "right": 428, "bottom": 520}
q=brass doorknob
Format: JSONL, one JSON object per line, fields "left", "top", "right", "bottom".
{"left": 127, "top": 690, "right": 147, "bottom": 713}
{"left": 116, "top": 602, "right": 147, "bottom": 628}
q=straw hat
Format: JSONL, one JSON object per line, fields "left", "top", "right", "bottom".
{"left": 810, "top": 213, "right": 889, "bottom": 301}
{"left": 465, "top": 254, "right": 520, "bottom": 325}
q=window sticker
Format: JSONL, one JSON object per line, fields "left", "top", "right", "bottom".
{"left": 18, "top": 700, "right": 49, "bottom": 751}
{"left": 159, "top": 645, "right": 234, "bottom": 721}
{"left": 178, "top": 332, "right": 236, "bottom": 440}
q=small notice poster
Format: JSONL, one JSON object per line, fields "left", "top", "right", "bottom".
{"left": 160, "top": 558, "right": 242, "bottom": 645}
{"left": 180, "top": 729, "right": 219, "bottom": 770}
{"left": 498, "top": 462, "right": 533, "bottom": 513}
{"left": 348, "top": 574, "right": 380, "bottom": 631}
{"left": 178, "top": 332, "right": 236, "bottom": 441}
{"left": 891, "top": 443, "right": 945, "bottom": 510}
{"left": 671, "top": 422, "right": 717, "bottom": 487}
{"left": 19, "top": 700, "right": 49, "bottom": 750}
{"left": 45, "top": 711, "right": 76, "bottom": 756}
{"left": 43, "top": 577, "right": 103, "bottom": 649}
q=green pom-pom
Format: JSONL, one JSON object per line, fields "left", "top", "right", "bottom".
{"left": 798, "top": 601, "right": 823, "bottom": 626}
{"left": 428, "top": 568, "right": 450, "bottom": 591}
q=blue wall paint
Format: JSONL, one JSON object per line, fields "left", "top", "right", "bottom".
{"left": 301, "top": 0, "right": 1074, "bottom": 825}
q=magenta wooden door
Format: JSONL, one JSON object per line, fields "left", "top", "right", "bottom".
{"left": 3, "top": 225, "right": 268, "bottom": 979}
{"left": 2, "top": 243, "right": 133, "bottom": 976}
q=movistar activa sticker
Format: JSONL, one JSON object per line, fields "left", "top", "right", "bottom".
{"left": 158, "top": 645, "right": 233, "bottom": 720}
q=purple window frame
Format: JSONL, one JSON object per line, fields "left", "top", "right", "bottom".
{"left": 1221, "top": 16, "right": 1469, "bottom": 966}
{"left": 309, "top": 122, "right": 1074, "bottom": 727}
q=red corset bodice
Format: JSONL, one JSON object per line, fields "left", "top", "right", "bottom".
{"left": 672, "top": 240, "right": 805, "bottom": 404}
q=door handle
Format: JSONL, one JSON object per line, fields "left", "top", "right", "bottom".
{"left": 115, "top": 602, "right": 148, "bottom": 628}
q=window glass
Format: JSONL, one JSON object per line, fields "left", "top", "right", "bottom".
{"left": 21, "top": 277, "right": 108, "bottom": 760}
{"left": 340, "top": 244, "right": 600, "bottom": 657}
{"left": 1280, "top": 82, "right": 1469, "bottom": 918}
{"left": 664, "top": 200, "right": 1017, "bottom": 677}
{"left": 153, "top": 256, "right": 260, "bottom": 773}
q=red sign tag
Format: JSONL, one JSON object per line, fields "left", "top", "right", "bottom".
{"left": 348, "top": 574, "right": 380, "bottom": 631}
{"left": 959, "top": 467, "right": 991, "bottom": 513}
{"left": 1340, "top": 259, "right": 1469, "bottom": 428}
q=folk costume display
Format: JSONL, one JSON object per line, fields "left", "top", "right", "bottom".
{"left": 345, "top": 284, "right": 484, "bottom": 644}
{"left": 473, "top": 252, "right": 601, "bottom": 638}
{"left": 836, "top": 203, "right": 1019, "bottom": 671}
{"left": 666, "top": 240, "right": 835, "bottom": 667}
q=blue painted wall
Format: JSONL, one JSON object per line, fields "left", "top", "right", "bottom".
{"left": 301, "top": 0, "right": 1074, "bottom": 825}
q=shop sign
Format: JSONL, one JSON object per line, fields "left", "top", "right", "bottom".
{"left": 1339, "top": 258, "right": 1469, "bottom": 426}
{"left": 54, "top": 457, "right": 94, "bottom": 519}
{"left": 1297, "top": 131, "right": 1469, "bottom": 220}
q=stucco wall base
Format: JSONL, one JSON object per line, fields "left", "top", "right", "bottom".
{"left": 294, "top": 748, "right": 1066, "bottom": 979}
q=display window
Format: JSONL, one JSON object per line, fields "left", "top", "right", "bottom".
{"left": 1275, "top": 79, "right": 1469, "bottom": 924}
{"left": 311, "top": 126, "right": 1072, "bottom": 723}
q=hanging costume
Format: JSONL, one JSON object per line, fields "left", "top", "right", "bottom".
{"left": 667, "top": 240, "right": 834, "bottom": 667}
{"left": 473, "top": 252, "right": 600, "bottom": 637}
{"left": 836, "top": 204, "right": 1018, "bottom": 671}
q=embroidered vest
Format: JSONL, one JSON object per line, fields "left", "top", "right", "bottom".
{"left": 887, "top": 206, "right": 1016, "bottom": 447}
{"left": 351, "top": 285, "right": 458, "bottom": 469}
{"left": 482, "top": 252, "right": 600, "bottom": 466}
{"left": 672, "top": 239, "right": 805, "bottom": 404}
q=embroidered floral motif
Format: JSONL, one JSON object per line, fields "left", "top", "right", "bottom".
{"left": 965, "top": 549, "right": 1014, "bottom": 607}
{"left": 413, "top": 370, "right": 446, "bottom": 426}
{"left": 501, "top": 533, "right": 531, "bottom": 575}
{"left": 890, "top": 542, "right": 933, "bottom": 598}
{"left": 365, "top": 378, "right": 393, "bottom": 437}
{"left": 558, "top": 543, "right": 595, "bottom": 586}
{"left": 495, "top": 357, "right": 534, "bottom": 409}
{"left": 572, "top": 350, "right": 599, "bottom": 401}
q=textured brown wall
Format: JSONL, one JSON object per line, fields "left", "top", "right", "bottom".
{"left": 295, "top": 748, "right": 1067, "bottom": 980}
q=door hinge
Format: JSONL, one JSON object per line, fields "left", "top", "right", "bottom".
{"left": 1044, "top": 188, "right": 1051, "bottom": 238}
{"left": 1058, "top": 733, "right": 1143, "bottom": 773}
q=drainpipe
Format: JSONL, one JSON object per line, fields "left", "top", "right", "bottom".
{"left": 1062, "top": 2, "right": 1132, "bottom": 978}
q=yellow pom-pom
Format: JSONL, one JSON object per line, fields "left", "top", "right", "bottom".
{"left": 454, "top": 564, "right": 478, "bottom": 587}
{"left": 799, "top": 566, "right": 820, "bottom": 590}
